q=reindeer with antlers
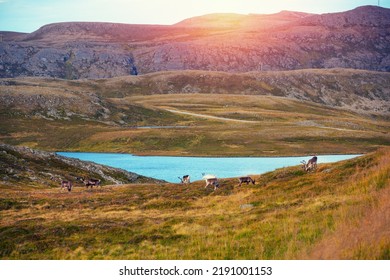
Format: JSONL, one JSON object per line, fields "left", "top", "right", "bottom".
{"left": 178, "top": 175, "right": 190, "bottom": 184}
{"left": 203, "top": 174, "right": 220, "bottom": 190}
{"left": 238, "top": 176, "right": 255, "bottom": 186}
{"left": 301, "top": 156, "right": 318, "bottom": 172}
{"left": 77, "top": 177, "right": 101, "bottom": 189}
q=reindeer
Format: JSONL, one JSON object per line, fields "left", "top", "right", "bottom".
{"left": 301, "top": 156, "right": 318, "bottom": 172}
{"left": 178, "top": 175, "right": 190, "bottom": 184}
{"left": 77, "top": 177, "right": 101, "bottom": 189}
{"left": 60, "top": 180, "right": 73, "bottom": 192}
{"left": 203, "top": 174, "right": 220, "bottom": 190}
{"left": 238, "top": 176, "right": 255, "bottom": 186}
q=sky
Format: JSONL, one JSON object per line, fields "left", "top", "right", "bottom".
{"left": 0, "top": 0, "right": 389, "bottom": 33}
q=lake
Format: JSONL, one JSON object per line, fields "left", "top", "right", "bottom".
{"left": 57, "top": 152, "right": 361, "bottom": 183}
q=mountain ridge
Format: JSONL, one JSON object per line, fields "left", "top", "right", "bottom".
{"left": 1, "top": 5, "right": 389, "bottom": 78}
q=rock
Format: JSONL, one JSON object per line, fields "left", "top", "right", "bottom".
{"left": 240, "top": 204, "right": 254, "bottom": 210}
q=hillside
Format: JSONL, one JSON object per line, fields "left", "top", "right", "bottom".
{"left": 1, "top": 69, "right": 389, "bottom": 156}
{"left": 1, "top": 6, "right": 389, "bottom": 78}
{"left": 0, "top": 144, "right": 161, "bottom": 189}
{"left": 1, "top": 146, "right": 388, "bottom": 259}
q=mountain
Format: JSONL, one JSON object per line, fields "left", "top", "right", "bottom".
{"left": 0, "top": 6, "right": 389, "bottom": 78}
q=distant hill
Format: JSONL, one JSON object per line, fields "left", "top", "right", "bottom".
{"left": 1, "top": 145, "right": 389, "bottom": 259}
{"left": 0, "top": 69, "right": 388, "bottom": 155}
{"left": 0, "top": 5, "right": 389, "bottom": 78}
{"left": 1, "top": 69, "right": 389, "bottom": 116}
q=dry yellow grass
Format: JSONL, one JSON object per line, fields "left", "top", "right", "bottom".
{"left": 305, "top": 149, "right": 390, "bottom": 259}
{"left": 1, "top": 148, "right": 389, "bottom": 259}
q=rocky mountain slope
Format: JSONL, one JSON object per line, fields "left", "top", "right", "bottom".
{"left": 0, "top": 144, "right": 161, "bottom": 188}
{"left": 0, "top": 6, "right": 389, "bottom": 78}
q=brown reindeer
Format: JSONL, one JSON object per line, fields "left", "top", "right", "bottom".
{"left": 301, "top": 156, "right": 318, "bottom": 172}
{"left": 78, "top": 177, "right": 101, "bottom": 189}
{"left": 60, "top": 180, "right": 73, "bottom": 192}
{"left": 238, "top": 176, "right": 255, "bottom": 186}
{"left": 178, "top": 175, "right": 190, "bottom": 184}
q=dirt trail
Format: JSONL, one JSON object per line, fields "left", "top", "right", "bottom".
{"left": 165, "top": 109, "right": 259, "bottom": 123}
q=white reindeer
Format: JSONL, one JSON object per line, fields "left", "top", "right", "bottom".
{"left": 203, "top": 174, "right": 220, "bottom": 190}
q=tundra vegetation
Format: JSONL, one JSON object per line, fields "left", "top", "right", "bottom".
{"left": 0, "top": 146, "right": 389, "bottom": 259}
{"left": 1, "top": 70, "right": 389, "bottom": 156}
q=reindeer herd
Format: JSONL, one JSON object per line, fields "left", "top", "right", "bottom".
{"left": 177, "top": 156, "right": 318, "bottom": 191}
{"left": 58, "top": 156, "right": 318, "bottom": 192}
{"left": 58, "top": 176, "right": 101, "bottom": 192}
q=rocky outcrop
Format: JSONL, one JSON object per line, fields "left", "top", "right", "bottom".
{"left": 0, "top": 6, "right": 389, "bottom": 78}
{"left": 0, "top": 144, "right": 162, "bottom": 187}
{"left": 0, "top": 77, "right": 114, "bottom": 124}
{"left": 0, "top": 42, "right": 138, "bottom": 79}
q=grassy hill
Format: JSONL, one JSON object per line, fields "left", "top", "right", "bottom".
{"left": 0, "top": 144, "right": 160, "bottom": 189}
{"left": 0, "top": 146, "right": 388, "bottom": 259}
{"left": 1, "top": 69, "right": 389, "bottom": 156}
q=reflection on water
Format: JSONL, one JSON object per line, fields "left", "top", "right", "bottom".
{"left": 57, "top": 152, "right": 360, "bottom": 183}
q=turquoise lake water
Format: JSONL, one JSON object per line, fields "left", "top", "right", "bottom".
{"left": 57, "top": 152, "right": 361, "bottom": 183}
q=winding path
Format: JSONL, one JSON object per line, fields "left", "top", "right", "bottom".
{"left": 165, "top": 109, "right": 259, "bottom": 123}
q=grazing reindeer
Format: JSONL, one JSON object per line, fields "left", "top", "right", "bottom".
{"left": 78, "top": 177, "right": 101, "bottom": 189}
{"left": 301, "top": 156, "right": 318, "bottom": 172}
{"left": 178, "top": 175, "right": 190, "bottom": 184}
{"left": 238, "top": 176, "right": 255, "bottom": 186}
{"left": 203, "top": 174, "right": 220, "bottom": 190}
{"left": 60, "top": 180, "right": 73, "bottom": 192}
{"left": 307, "top": 156, "right": 318, "bottom": 169}
{"left": 84, "top": 178, "right": 101, "bottom": 189}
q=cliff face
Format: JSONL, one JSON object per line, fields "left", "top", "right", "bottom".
{"left": 0, "top": 6, "right": 389, "bottom": 79}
